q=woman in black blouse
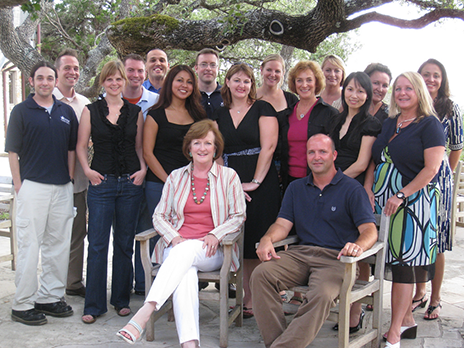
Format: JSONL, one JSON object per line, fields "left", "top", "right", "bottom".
{"left": 330, "top": 71, "right": 381, "bottom": 333}
{"left": 77, "top": 60, "right": 146, "bottom": 323}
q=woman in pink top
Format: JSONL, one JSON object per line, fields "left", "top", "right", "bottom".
{"left": 117, "top": 120, "right": 246, "bottom": 347}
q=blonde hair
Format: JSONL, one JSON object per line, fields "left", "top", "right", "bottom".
{"left": 287, "top": 61, "right": 325, "bottom": 96}
{"left": 260, "top": 54, "right": 285, "bottom": 88}
{"left": 99, "top": 60, "right": 128, "bottom": 86}
{"left": 389, "top": 71, "right": 437, "bottom": 121}
{"left": 321, "top": 55, "right": 346, "bottom": 87}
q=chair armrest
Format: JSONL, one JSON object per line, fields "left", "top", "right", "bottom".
{"left": 339, "top": 241, "right": 384, "bottom": 263}
{"left": 221, "top": 230, "right": 242, "bottom": 246}
{"left": 255, "top": 235, "right": 300, "bottom": 249}
{"left": 0, "top": 193, "right": 14, "bottom": 202}
{"left": 135, "top": 228, "right": 157, "bottom": 241}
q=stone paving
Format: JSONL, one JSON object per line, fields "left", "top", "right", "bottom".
{"left": 0, "top": 153, "right": 463, "bottom": 347}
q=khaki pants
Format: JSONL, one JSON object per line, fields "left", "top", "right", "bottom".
{"left": 250, "top": 245, "right": 345, "bottom": 348}
{"left": 13, "top": 180, "right": 74, "bottom": 310}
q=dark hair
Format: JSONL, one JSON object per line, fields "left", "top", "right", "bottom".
{"left": 152, "top": 65, "right": 206, "bottom": 121}
{"left": 340, "top": 72, "right": 373, "bottom": 121}
{"left": 30, "top": 61, "right": 57, "bottom": 79}
{"left": 145, "top": 48, "right": 168, "bottom": 60}
{"left": 55, "top": 49, "right": 79, "bottom": 69}
{"left": 183, "top": 119, "right": 224, "bottom": 161}
{"left": 123, "top": 53, "right": 145, "bottom": 65}
{"left": 221, "top": 63, "right": 256, "bottom": 108}
{"left": 418, "top": 58, "right": 453, "bottom": 120}
{"left": 364, "top": 63, "right": 392, "bottom": 82}
{"left": 195, "top": 48, "right": 220, "bottom": 65}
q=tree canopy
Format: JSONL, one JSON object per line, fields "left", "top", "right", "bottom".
{"left": 0, "top": 0, "right": 463, "bottom": 98}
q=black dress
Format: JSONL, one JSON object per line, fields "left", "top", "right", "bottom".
{"left": 214, "top": 100, "right": 280, "bottom": 259}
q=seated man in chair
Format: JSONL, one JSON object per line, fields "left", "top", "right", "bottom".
{"left": 251, "top": 133, "right": 378, "bottom": 348}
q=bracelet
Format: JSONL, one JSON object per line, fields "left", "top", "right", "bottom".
{"left": 251, "top": 178, "right": 261, "bottom": 185}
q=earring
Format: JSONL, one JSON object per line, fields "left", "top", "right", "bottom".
{"left": 189, "top": 152, "right": 192, "bottom": 157}
{"left": 214, "top": 152, "right": 216, "bottom": 157}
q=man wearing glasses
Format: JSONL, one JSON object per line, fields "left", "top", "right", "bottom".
{"left": 194, "top": 48, "right": 223, "bottom": 120}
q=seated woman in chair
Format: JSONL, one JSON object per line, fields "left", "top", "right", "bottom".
{"left": 117, "top": 119, "right": 246, "bottom": 347}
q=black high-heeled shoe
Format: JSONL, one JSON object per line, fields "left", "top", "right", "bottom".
{"left": 332, "top": 310, "right": 365, "bottom": 333}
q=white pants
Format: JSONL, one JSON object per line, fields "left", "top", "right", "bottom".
{"left": 145, "top": 240, "right": 224, "bottom": 345}
{"left": 13, "top": 180, "right": 74, "bottom": 310}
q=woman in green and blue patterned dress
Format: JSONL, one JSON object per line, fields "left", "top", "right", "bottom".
{"left": 368, "top": 72, "right": 445, "bottom": 348}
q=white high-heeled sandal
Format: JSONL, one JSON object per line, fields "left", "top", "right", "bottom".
{"left": 385, "top": 341, "right": 400, "bottom": 348}
{"left": 116, "top": 320, "right": 144, "bottom": 345}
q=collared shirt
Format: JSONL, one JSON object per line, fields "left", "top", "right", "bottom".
{"left": 152, "top": 162, "right": 246, "bottom": 271}
{"left": 200, "top": 83, "right": 223, "bottom": 120}
{"left": 53, "top": 87, "right": 90, "bottom": 193}
{"left": 135, "top": 86, "right": 159, "bottom": 120}
{"left": 142, "top": 79, "right": 162, "bottom": 94}
{"left": 279, "top": 169, "right": 375, "bottom": 250}
{"left": 5, "top": 94, "right": 78, "bottom": 185}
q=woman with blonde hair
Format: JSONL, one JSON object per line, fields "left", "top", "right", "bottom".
{"left": 411, "top": 59, "right": 463, "bottom": 319}
{"left": 214, "top": 62, "right": 280, "bottom": 317}
{"left": 77, "top": 60, "right": 146, "bottom": 323}
{"left": 368, "top": 72, "right": 445, "bottom": 347}
{"left": 319, "top": 54, "right": 346, "bottom": 111}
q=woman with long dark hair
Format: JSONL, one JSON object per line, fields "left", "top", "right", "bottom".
{"left": 143, "top": 65, "right": 206, "bottom": 221}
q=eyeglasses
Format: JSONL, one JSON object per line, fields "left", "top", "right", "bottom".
{"left": 199, "top": 63, "right": 218, "bottom": 69}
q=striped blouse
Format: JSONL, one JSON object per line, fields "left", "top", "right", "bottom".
{"left": 152, "top": 161, "right": 246, "bottom": 271}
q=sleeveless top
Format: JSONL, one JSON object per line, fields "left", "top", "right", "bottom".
{"left": 146, "top": 107, "right": 193, "bottom": 183}
{"left": 88, "top": 97, "right": 141, "bottom": 175}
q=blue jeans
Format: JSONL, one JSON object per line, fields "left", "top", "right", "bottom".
{"left": 134, "top": 180, "right": 163, "bottom": 292}
{"left": 84, "top": 174, "right": 143, "bottom": 316}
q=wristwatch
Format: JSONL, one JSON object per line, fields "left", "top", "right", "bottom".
{"left": 396, "top": 191, "right": 406, "bottom": 201}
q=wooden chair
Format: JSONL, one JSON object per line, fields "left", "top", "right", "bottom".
{"left": 136, "top": 225, "right": 244, "bottom": 348}
{"left": 0, "top": 183, "right": 17, "bottom": 270}
{"left": 257, "top": 213, "right": 389, "bottom": 348}
{"left": 451, "top": 161, "right": 464, "bottom": 244}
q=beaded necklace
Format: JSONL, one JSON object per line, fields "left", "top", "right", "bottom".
{"left": 191, "top": 165, "right": 210, "bottom": 204}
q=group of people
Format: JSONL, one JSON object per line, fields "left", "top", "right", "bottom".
{"left": 5, "top": 46, "right": 462, "bottom": 348}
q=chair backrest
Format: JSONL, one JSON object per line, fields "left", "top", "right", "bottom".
{"left": 451, "top": 161, "right": 464, "bottom": 244}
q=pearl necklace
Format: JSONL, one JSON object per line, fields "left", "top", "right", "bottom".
{"left": 191, "top": 166, "right": 210, "bottom": 205}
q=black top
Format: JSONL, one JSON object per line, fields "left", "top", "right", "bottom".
{"left": 88, "top": 97, "right": 141, "bottom": 176}
{"left": 274, "top": 91, "right": 299, "bottom": 163}
{"left": 280, "top": 97, "right": 338, "bottom": 188}
{"left": 331, "top": 112, "right": 382, "bottom": 184}
{"left": 146, "top": 108, "right": 192, "bottom": 183}
{"left": 374, "top": 102, "right": 389, "bottom": 124}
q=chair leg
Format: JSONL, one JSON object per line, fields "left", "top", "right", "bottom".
{"left": 219, "top": 275, "right": 229, "bottom": 348}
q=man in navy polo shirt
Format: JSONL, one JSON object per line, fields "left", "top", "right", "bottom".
{"left": 6, "top": 61, "right": 78, "bottom": 326}
{"left": 251, "top": 134, "right": 378, "bottom": 348}
{"left": 194, "top": 48, "right": 223, "bottom": 120}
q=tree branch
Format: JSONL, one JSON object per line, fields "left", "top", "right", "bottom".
{"left": 0, "top": 8, "right": 42, "bottom": 78}
{"left": 344, "top": 7, "right": 464, "bottom": 31}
